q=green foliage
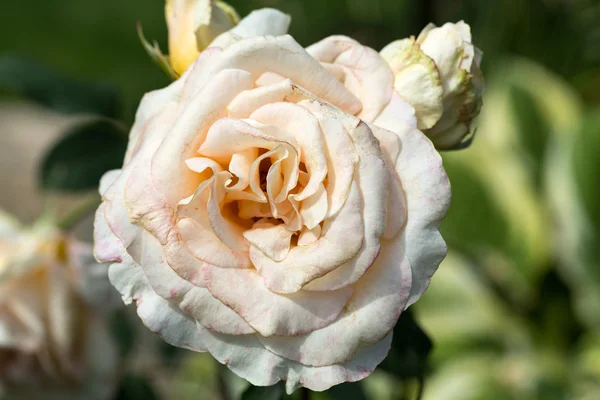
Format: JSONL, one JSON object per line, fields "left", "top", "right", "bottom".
{"left": 379, "top": 309, "right": 432, "bottom": 380}
{"left": 115, "top": 375, "right": 160, "bottom": 400}
{"left": 40, "top": 119, "right": 127, "bottom": 192}
{"left": 572, "top": 110, "right": 600, "bottom": 237}
{"left": 0, "top": 56, "right": 120, "bottom": 117}
{"left": 508, "top": 84, "right": 551, "bottom": 187}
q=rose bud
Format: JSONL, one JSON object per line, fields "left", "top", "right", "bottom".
{"left": 381, "top": 21, "right": 484, "bottom": 149}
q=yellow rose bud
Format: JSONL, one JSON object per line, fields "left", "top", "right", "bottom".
{"left": 166, "top": 0, "right": 239, "bottom": 76}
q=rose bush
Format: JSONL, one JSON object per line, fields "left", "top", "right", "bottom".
{"left": 0, "top": 211, "right": 117, "bottom": 399}
{"left": 94, "top": 33, "right": 451, "bottom": 393}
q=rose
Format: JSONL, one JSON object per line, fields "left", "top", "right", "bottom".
{"left": 0, "top": 211, "right": 117, "bottom": 399}
{"left": 94, "top": 34, "right": 450, "bottom": 393}
{"left": 166, "top": 0, "right": 291, "bottom": 75}
{"left": 380, "top": 21, "right": 484, "bottom": 149}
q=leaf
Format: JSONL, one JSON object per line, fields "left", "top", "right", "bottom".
{"left": 0, "top": 55, "right": 121, "bottom": 118}
{"left": 40, "top": 119, "right": 127, "bottom": 192}
{"left": 241, "top": 382, "right": 284, "bottom": 400}
{"left": 572, "top": 110, "right": 600, "bottom": 237}
{"left": 508, "top": 84, "right": 551, "bottom": 187}
{"left": 379, "top": 308, "right": 432, "bottom": 379}
{"left": 115, "top": 375, "right": 160, "bottom": 400}
{"left": 137, "top": 23, "right": 179, "bottom": 81}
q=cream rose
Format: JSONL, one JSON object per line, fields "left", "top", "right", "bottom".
{"left": 0, "top": 211, "right": 117, "bottom": 399}
{"left": 94, "top": 34, "right": 450, "bottom": 393}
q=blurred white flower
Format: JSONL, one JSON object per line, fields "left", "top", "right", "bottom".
{"left": 0, "top": 210, "right": 118, "bottom": 399}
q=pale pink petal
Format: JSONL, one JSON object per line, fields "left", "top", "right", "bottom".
{"left": 372, "top": 91, "right": 418, "bottom": 133}
{"left": 259, "top": 236, "right": 411, "bottom": 366}
{"left": 297, "top": 225, "right": 321, "bottom": 246}
{"left": 98, "top": 170, "right": 121, "bottom": 196}
{"left": 133, "top": 230, "right": 254, "bottom": 335}
{"left": 307, "top": 107, "right": 358, "bottom": 218}
{"left": 307, "top": 35, "right": 394, "bottom": 122}
{"left": 203, "top": 266, "right": 353, "bottom": 336}
{"left": 185, "top": 157, "right": 223, "bottom": 174}
{"left": 204, "top": 319, "right": 392, "bottom": 394}
{"left": 152, "top": 69, "right": 255, "bottom": 207}
{"left": 392, "top": 126, "right": 450, "bottom": 306}
{"left": 299, "top": 183, "right": 328, "bottom": 229}
{"left": 370, "top": 125, "right": 407, "bottom": 239}
{"left": 227, "top": 149, "right": 257, "bottom": 191}
{"left": 207, "top": 36, "right": 362, "bottom": 114}
{"left": 250, "top": 184, "right": 363, "bottom": 294}
{"left": 209, "top": 8, "right": 291, "bottom": 50}
{"left": 304, "top": 120, "right": 388, "bottom": 291}
{"left": 243, "top": 221, "right": 293, "bottom": 262}
{"left": 250, "top": 102, "right": 328, "bottom": 201}
{"left": 207, "top": 172, "right": 249, "bottom": 251}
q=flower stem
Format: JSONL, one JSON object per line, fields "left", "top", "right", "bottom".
{"left": 300, "top": 387, "right": 311, "bottom": 400}
{"left": 56, "top": 193, "right": 100, "bottom": 231}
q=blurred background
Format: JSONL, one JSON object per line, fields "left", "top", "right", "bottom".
{"left": 1, "top": 0, "right": 599, "bottom": 399}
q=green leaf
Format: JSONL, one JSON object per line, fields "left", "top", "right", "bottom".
{"left": 508, "top": 84, "right": 551, "bottom": 187}
{"left": 0, "top": 55, "right": 121, "bottom": 117}
{"left": 379, "top": 309, "right": 432, "bottom": 379}
{"left": 241, "top": 382, "right": 284, "bottom": 400}
{"left": 115, "top": 375, "right": 160, "bottom": 400}
{"left": 572, "top": 110, "right": 600, "bottom": 236}
{"left": 40, "top": 119, "right": 127, "bottom": 192}
{"left": 137, "top": 23, "right": 179, "bottom": 81}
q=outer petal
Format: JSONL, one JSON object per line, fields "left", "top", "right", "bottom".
{"left": 380, "top": 38, "right": 444, "bottom": 130}
{"left": 306, "top": 35, "right": 394, "bottom": 122}
{"left": 392, "top": 126, "right": 451, "bottom": 306}
{"left": 258, "top": 237, "right": 412, "bottom": 367}
{"left": 203, "top": 266, "right": 353, "bottom": 336}
{"left": 204, "top": 328, "right": 393, "bottom": 394}
{"left": 210, "top": 8, "right": 291, "bottom": 49}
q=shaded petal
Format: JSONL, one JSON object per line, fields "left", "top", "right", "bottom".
{"left": 204, "top": 329, "right": 392, "bottom": 394}
{"left": 250, "top": 184, "right": 364, "bottom": 294}
{"left": 391, "top": 126, "right": 450, "bottom": 306}
{"left": 307, "top": 35, "right": 393, "bottom": 122}
{"left": 259, "top": 236, "right": 411, "bottom": 366}
{"left": 243, "top": 221, "right": 293, "bottom": 262}
{"left": 380, "top": 38, "right": 444, "bottom": 130}
{"left": 203, "top": 266, "right": 353, "bottom": 336}
{"left": 372, "top": 91, "right": 417, "bottom": 133}
{"left": 305, "top": 119, "right": 388, "bottom": 291}
{"left": 210, "top": 8, "right": 291, "bottom": 50}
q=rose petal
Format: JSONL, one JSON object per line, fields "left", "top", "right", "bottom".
{"left": 259, "top": 236, "right": 411, "bottom": 366}
{"left": 243, "top": 220, "right": 293, "bottom": 262}
{"left": 304, "top": 119, "right": 388, "bottom": 291}
{"left": 250, "top": 183, "right": 363, "bottom": 294}
{"left": 203, "top": 266, "right": 353, "bottom": 336}
{"left": 307, "top": 35, "right": 393, "bottom": 122}
{"left": 209, "top": 8, "right": 291, "bottom": 50}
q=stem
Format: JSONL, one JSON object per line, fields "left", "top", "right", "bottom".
{"left": 416, "top": 376, "right": 425, "bottom": 400}
{"left": 300, "top": 387, "right": 311, "bottom": 400}
{"left": 56, "top": 193, "right": 100, "bottom": 231}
